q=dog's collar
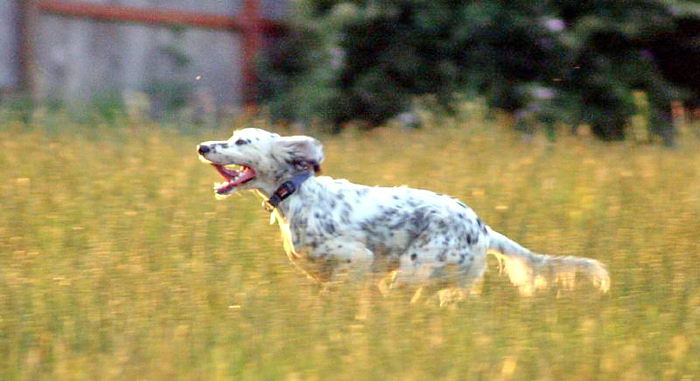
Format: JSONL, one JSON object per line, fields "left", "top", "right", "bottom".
{"left": 263, "top": 171, "right": 313, "bottom": 212}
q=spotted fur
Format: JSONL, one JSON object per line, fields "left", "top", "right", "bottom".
{"left": 198, "top": 128, "right": 610, "bottom": 296}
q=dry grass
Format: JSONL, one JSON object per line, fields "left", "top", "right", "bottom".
{"left": 1, "top": 114, "right": 699, "bottom": 380}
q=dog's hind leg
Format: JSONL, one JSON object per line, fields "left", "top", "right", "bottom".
{"left": 390, "top": 254, "right": 445, "bottom": 304}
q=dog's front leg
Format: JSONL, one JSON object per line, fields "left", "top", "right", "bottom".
{"left": 314, "top": 239, "right": 374, "bottom": 282}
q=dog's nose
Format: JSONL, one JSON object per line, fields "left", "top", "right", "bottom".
{"left": 198, "top": 144, "right": 210, "bottom": 155}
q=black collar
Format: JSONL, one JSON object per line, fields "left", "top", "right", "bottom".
{"left": 263, "top": 171, "right": 313, "bottom": 212}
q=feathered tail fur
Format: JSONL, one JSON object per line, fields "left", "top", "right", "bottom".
{"left": 487, "top": 228, "right": 610, "bottom": 295}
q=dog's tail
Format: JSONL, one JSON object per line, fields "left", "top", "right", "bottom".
{"left": 486, "top": 227, "right": 610, "bottom": 295}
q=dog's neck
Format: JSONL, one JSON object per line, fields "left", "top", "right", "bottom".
{"left": 264, "top": 171, "right": 313, "bottom": 212}
{"left": 254, "top": 173, "right": 321, "bottom": 217}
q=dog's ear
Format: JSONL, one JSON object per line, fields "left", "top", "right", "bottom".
{"left": 274, "top": 136, "right": 324, "bottom": 173}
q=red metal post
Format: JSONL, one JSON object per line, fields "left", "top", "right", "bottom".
{"left": 36, "top": 0, "right": 285, "bottom": 33}
{"left": 16, "top": 0, "right": 35, "bottom": 93}
{"left": 38, "top": 1, "right": 249, "bottom": 31}
{"left": 241, "top": 0, "right": 262, "bottom": 111}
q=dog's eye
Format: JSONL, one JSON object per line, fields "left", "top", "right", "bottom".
{"left": 235, "top": 139, "right": 248, "bottom": 146}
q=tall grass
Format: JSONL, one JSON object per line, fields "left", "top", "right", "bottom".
{"left": 1, "top": 114, "right": 699, "bottom": 380}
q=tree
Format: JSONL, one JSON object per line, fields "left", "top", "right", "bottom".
{"left": 258, "top": 0, "right": 699, "bottom": 143}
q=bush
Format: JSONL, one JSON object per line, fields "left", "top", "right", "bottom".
{"left": 258, "top": 0, "right": 699, "bottom": 143}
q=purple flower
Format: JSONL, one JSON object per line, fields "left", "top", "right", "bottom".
{"left": 533, "top": 87, "right": 556, "bottom": 100}
{"left": 543, "top": 18, "right": 565, "bottom": 32}
{"left": 329, "top": 47, "right": 345, "bottom": 69}
{"left": 539, "top": 37, "right": 555, "bottom": 49}
{"left": 640, "top": 49, "right": 655, "bottom": 60}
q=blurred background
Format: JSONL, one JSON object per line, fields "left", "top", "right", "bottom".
{"left": 1, "top": 0, "right": 699, "bottom": 143}
{"left": 0, "top": 0, "right": 287, "bottom": 119}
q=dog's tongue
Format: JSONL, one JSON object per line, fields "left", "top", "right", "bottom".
{"left": 213, "top": 164, "right": 239, "bottom": 180}
{"left": 211, "top": 164, "right": 256, "bottom": 194}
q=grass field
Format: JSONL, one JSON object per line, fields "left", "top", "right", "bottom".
{"left": 1, "top": 113, "right": 699, "bottom": 380}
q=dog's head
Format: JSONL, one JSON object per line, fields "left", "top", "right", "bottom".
{"left": 197, "top": 128, "right": 324, "bottom": 198}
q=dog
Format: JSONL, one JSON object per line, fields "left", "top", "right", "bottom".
{"left": 197, "top": 128, "right": 609, "bottom": 299}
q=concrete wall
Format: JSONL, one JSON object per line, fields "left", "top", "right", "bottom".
{"left": 0, "top": 0, "right": 20, "bottom": 89}
{"left": 28, "top": 0, "right": 288, "bottom": 114}
{"left": 35, "top": 14, "right": 244, "bottom": 114}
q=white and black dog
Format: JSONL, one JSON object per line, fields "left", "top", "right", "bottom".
{"left": 198, "top": 128, "right": 609, "bottom": 298}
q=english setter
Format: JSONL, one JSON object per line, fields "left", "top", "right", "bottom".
{"left": 197, "top": 128, "right": 609, "bottom": 299}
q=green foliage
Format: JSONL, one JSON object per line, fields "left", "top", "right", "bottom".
{"left": 144, "top": 80, "right": 192, "bottom": 114}
{"left": 88, "top": 90, "right": 128, "bottom": 123}
{"left": 0, "top": 94, "right": 37, "bottom": 124}
{"left": 145, "top": 29, "right": 194, "bottom": 115}
{"left": 258, "top": 0, "right": 698, "bottom": 142}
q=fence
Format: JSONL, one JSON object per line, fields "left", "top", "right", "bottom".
{"left": 2, "top": 0, "right": 287, "bottom": 113}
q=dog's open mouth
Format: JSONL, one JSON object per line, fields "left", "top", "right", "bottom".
{"left": 211, "top": 164, "right": 256, "bottom": 194}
